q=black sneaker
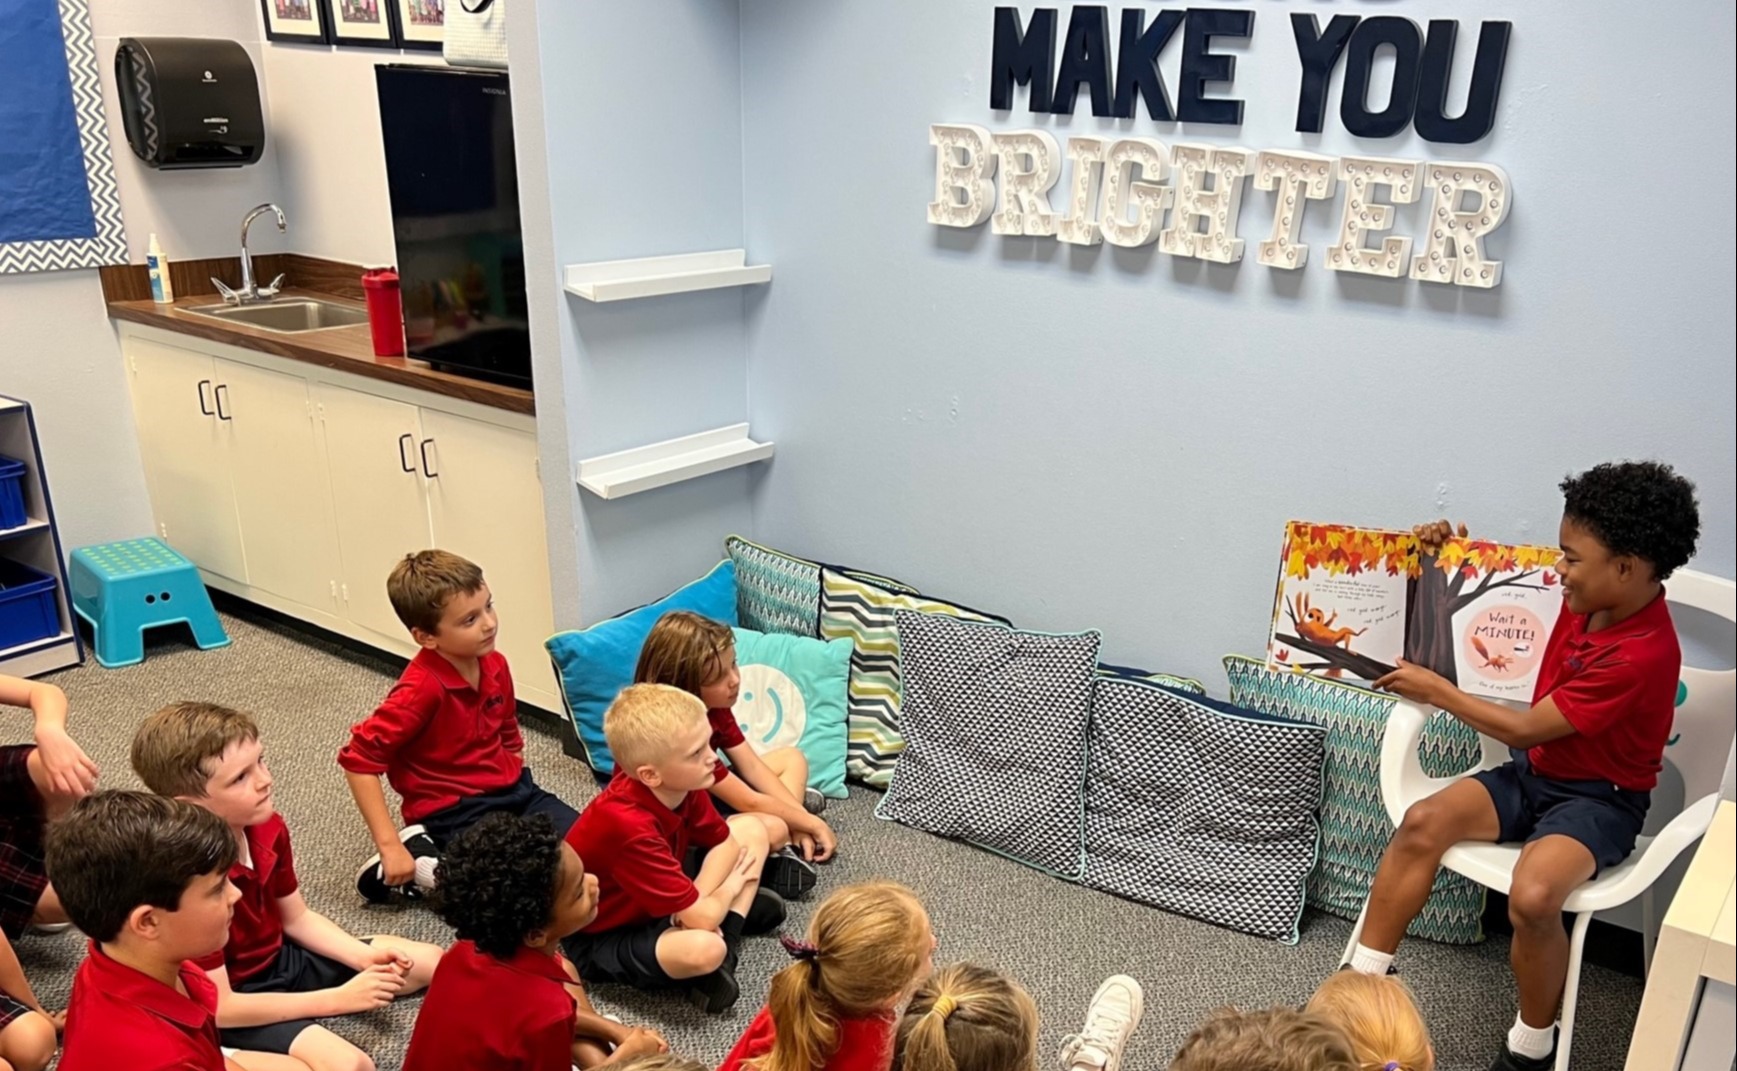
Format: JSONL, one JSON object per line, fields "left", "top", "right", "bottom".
{"left": 355, "top": 825, "right": 439, "bottom": 904}
{"left": 744, "top": 887, "right": 787, "bottom": 935}
{"left": 686, "top": 965, "right": 741, "bottom": 1014}
{"left": 803, "top": 788, "right": 828, "bottom": 815}
{"left": 1488, "top": 1043, "right": 1554, "bottom": 1071}
{"left": 763, "top": 848, "right": 817, "bottom": 899}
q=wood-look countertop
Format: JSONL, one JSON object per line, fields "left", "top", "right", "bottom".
{"left": 109, "top": 292, "right": 535, "bottom": 416}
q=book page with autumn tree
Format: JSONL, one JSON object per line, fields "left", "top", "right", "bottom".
{"left": 1406, "top": 537, "right": 1562, "bottom": 702}
{"left": 1268, "top": 523, "right": 1416, "bottom": 682}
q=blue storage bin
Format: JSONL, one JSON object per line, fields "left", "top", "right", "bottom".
{"left": 0, "top": 558, "right": 60, "bottom": 651}
{"left": 0, "top": 456, "right": 26, "bottom": 530}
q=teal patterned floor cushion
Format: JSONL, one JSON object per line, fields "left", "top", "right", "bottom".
{"left": 726, "top": 536, "right": 822, "bottom": 637}
{"left": 1222, "top": 655, "right": 1486, "bottom": 944}
{"left": 730, "top": 628, "right": 853, "bottom": 799}
{"left": 819, "top": 569, "right": 1011, "bottom": 787}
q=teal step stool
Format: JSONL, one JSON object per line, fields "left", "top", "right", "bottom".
{"left": 69, "top": 538, "right": 231, "bottom": 668}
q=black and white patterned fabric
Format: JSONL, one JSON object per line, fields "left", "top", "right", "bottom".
{"left": 875, "top": 611, "right": 1101, "bottom": 878}
{"left": 1082, "top": 677, "right": 1326, "bottom": 943}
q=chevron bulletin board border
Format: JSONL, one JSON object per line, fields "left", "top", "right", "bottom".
{"left": 0, "top": 0, "right": 127, "bottom": 275}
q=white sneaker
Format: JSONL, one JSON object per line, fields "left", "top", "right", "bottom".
{"left": 1058, "top": 975, "right": 1143, "bottom": 1071}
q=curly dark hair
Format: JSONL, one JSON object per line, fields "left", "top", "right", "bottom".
{"left": 1560, "top": 461, "right": 1700, "bottom": 580}
{"left": 433, "top": 811, "right": 562, "bottom": 959}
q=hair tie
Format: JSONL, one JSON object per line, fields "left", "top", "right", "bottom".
{"left": 930, "top": 994, "right": 957, "bottom": 1020}
{"left": 779, "top": 935, "right": 819, "bottom": 961}
{"left": 1384, "top": 1063, "right": 1402, "bottom": 1071}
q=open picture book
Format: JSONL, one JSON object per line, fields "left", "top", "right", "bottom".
{"left": 1266, "top": 521, "right": 1564, "bottom": 702}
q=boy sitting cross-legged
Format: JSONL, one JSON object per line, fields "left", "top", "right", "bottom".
{"left": 404, "top": 812, "right": 669, "bottom": 1070}
{"left": 44, "top": 790, "right": 309, "bottom": 1071}
{"left": 562, "top": 684, "right": 783, "bottom": 1014}
{"left": 1359, "top": 461, "right": 1702, "bottom": 1071}
{"left": 339, "top": 550, "right": 579, "bottom": 902}
{"left": 133, "top": 702, "right": 443, "bottom": 1071}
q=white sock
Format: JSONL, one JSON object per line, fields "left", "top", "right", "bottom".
{"left": 1507, "top": 1015, "right": 1555, "bottom": 1060}
{"left": 1349, "top": 944, "right": 1394, "bottom": 976}
{"left": 414, "top": 855, "right": 440, "bottom": 889}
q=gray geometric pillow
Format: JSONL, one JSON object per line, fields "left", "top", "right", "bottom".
{"left": 1083, "top": 677, "right": 1325, "bottom": 943}
{"left": 876, "top": 611, "right": 1100, "bottom": 877}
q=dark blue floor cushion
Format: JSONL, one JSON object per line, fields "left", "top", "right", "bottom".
{"left": 1082, "top": 676, "right": 1326, "bottom": 943}
{"left": 876, "top": 611, "right": 1101, "bottom": 878}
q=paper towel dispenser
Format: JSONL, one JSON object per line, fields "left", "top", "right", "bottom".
{"left": 115, "top": 38, "right": 264, "bottom": 169}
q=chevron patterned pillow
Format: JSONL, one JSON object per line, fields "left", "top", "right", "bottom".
{"left": 876, "top": 612, "right": 1100, "bottom": 877}
{"left": 1222, "top": 654, "right": 1487, "bottom": 945}
{"left": 1083, "top": 677, "right": 1325, "bottom": 943}
{"left": 819, "top": 569, "right": 1010, "bottom": 787}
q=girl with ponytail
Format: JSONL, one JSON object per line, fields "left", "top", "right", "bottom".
{"left": 1306, "top": 971, "right": 1435, "bottom": 1071}
{"left": 894, "top": 963, "right": 1040, "bottom": 1071}
{"left": 718, "top": 882, "right": 936, "bottom": 1071}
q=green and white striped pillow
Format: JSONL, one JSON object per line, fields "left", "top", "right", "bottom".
{"left": 819, "top": 569, "right": 1009, "bottom": 786}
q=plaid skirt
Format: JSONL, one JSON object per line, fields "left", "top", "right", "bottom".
{"left": 0, "top": 745, "right": 47, "bottom": 940}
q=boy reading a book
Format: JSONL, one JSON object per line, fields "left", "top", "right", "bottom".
{"left": 1353, "top": 461, "right": 1700, "bottom": 1071}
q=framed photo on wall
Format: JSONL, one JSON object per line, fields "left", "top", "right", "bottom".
{"left": 388, "top": 0, "right": 444, "bottom": 51}
{"left": 260, "top": 0, "right": 330, "bottom": 45}
{"left": 326, "top": 0, "right": 396, "bottom": 47}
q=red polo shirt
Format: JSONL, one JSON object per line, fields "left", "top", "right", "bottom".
{"left": 1529, "top": 592, "right": 1680, "bottom": 791}
{"left": 565, "top": 772, "right": 731, "bottom": 933}
{"left": 338, "top": 649, "right": 524, "bottom": 823}
{"left": 59, "top": 941, "right": 225, "bottom": 1071}
{"left": 402, "top": 940, "right": 575, "bottom": 1071}
{"left": 193, "top": 814, "right": 298, "bottom": 983}
{"left": 709, "top": 706, "right": 747, "bottom": 782}
{"left": 719, "top": 1005, "right": 897, "bottom": 1071}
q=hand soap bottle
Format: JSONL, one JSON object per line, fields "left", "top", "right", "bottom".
{"left": 146, "top": 233, "right": 175, "bottom": 303}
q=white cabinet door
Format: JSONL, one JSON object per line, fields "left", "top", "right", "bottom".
{"left": 318, "top": 386, "right": 432, "bottom": 645}
{"left": 219, "top": 359, "right": 341, "bottom": 613}
{"left": 419, "top": 409, "right": 559, "bottom": 705}
{"left": 126, "top": 337, "right": 248, "bottom": 582}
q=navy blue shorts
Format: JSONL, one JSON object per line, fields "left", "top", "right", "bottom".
{"left": 218, "top": 938, "right": 361, "bottom": 1053}
{"left": 420, "top": 768, "right": 579, "bottom": 848}
{"left": 1471, "top": 753, "right": 1650, "bottom": 877}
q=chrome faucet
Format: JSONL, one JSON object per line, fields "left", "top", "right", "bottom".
{"left": 213, "top": 203, "right": 286, "bottom": 304}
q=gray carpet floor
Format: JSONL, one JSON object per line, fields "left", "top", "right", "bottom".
{"left": 9, "top": 609, "right": 1644, "bottom": 1070}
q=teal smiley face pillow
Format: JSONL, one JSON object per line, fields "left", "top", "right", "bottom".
{"left": 728, "top": 628, "right": 852, "bottom": 799}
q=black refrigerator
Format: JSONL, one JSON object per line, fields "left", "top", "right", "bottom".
{"left": 376, "top": 64, "right": 531, "bottom": 389}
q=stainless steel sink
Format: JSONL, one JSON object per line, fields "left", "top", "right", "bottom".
{"left": 184, "top": 298, "right": 370, "bottom": 333}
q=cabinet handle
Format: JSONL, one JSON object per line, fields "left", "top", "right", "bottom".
{"left": 197, "top": 379, "right": 214, "bottom": 416}
{"left": 214, "top": 384, "right": 233, "bottom": 421}
{"left": 398, "top": 434, "right": 416, "bottom": 473}
{"left": 419, "top": 438, "right": 438, "bottom": 478}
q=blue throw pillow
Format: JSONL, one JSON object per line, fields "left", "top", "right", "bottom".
{"left": 545, "top": 561, "right": 738, "bottom": 775}
{"left": 728, "top": 628, "right": 852, "bottom": 799}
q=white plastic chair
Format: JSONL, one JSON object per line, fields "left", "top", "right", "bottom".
{"left": 1340, "top": 568, "right": 1736, "bottom": 1071}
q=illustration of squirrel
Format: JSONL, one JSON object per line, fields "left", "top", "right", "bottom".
{"left": 1293, "top": 593, "right": 1367, "bottom": 651}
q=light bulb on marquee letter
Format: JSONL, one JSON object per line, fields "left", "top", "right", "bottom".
{"left": 1057, "top": 136, "right": 1108, "bottom": 247}
{"left": 991, "top": 130, "right": 1061, "bottom": 237}
{"left": 1327, "top": 156, "right": 1421, "bottom": 278}
{"left": 1099, "top": 137, "right": 1172, "bottom": 248}
{"left": 1410, "top": 162, "right": 1510, "bottom": 288}
{"left": 1159, "top": 144, "right": 1251, "bottom": 264}
{"left": 1252, "top": 150, "right": 1337, "bottom": 270}
{"left": 927, "top": 124, "right": 997, "bottom": 228}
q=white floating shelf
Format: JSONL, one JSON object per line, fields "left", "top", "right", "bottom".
{"left": 562, "top": 250, "right": 772, "bottom": 303}
{"left": 576, "top": 424, "right": 773, "bottom": 500}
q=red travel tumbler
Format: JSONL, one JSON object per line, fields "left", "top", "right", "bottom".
{"left": 362, "top": 268, "right": 405, "bottom": 357}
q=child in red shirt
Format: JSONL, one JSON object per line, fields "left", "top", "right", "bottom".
{"left": 1356, "top": 461, "right": 1702, "bottom": 1071}
{"left": 134, "top": 702, "right": 442, "bottom": 1071}
{"left": 563, "top": 684, "right": 779, "bottom": 1015}
{"left": 636, "top": 612, "right": 836, "bottom": 887}
{"left": 405, "top": 811, "right": 667, "bottom": 1069}
{"left": 44, "top": 791, "right": 265, "bottom": 1071}
{"left": 719, "top": 882, "right": 936, "bottom": 1071}
{"left": 339, "top": 550, "right": 578, "bottom": 903}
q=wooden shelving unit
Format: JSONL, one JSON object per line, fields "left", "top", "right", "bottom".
{"left": 0, "top": 396, "right": 83, "bottom": 677}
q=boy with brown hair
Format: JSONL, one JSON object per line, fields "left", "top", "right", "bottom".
{"left": 134, "top": 701, "right": 442, "bottom": 1071}
{"left": 338, "top": 549, "right": 578, "bottom": 902}
{"left": 1168, "top": 1006, "right": 1356, "bottom": 1071}
{"left": 563, "top": 684, "right": 779, "bottom": 1015}
{"left": 1360, "top": 461, "right": 1701, "bottom": 1071}
{"left": 44, "top": 790, "right": 304, "bottom": 1071}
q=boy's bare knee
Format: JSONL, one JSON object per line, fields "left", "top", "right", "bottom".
{"left": 659, "top": 930, "right": 727, "bottom": 978}
{"left": 1508, "top": 878, "right": 1567, "bottom": 931}
{"left": 728, "top": 814, "right": 770, "bottom": 850}
{"left": 0, "top": 1011, "right": 57, "bottom": 1071}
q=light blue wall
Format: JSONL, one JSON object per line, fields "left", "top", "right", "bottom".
{"left": 737, "top": 0, "right": 1737, "bottom": 685}
{"left": 516, "top": 0, "right": 754, "bottom": 625}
